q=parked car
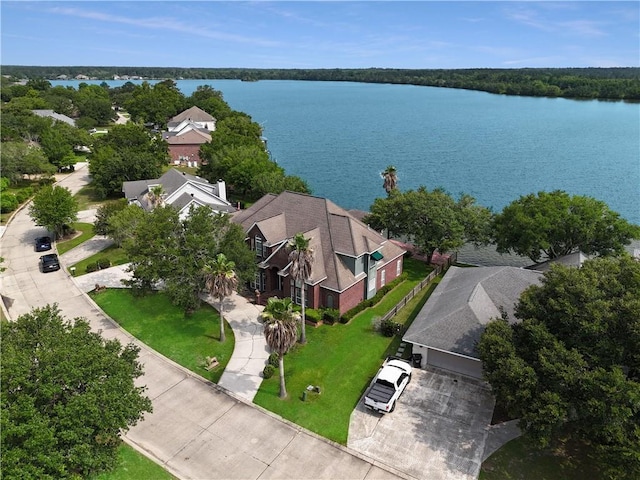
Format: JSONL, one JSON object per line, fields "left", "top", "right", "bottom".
{"left": 40, "top": 253, "right": 60, "bottom": 273}
{"left": 364, "top": 357, "right": 412, "bottom": 413}
{"left": 34, "top": 236, "right": 52, "bottom": 252}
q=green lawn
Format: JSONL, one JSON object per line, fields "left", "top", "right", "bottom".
{"left": 253, "top": 258, "right": 438, "bottom": 444}
{"left": 56, "top": 222, "right": 95, "bottom": 254}
{"left": 92, "top": 443, "right": 175, "bottom": 480}
{"left": 480, "top": 435, "right": 601, "bottom": 480}
{"left": 69, "top": 244, "right": 128, "bottom": 275}
{"left": 90, "top": 289, "right": 234, "bottom": 384}
{"left": 74, "top": 184, "right": 107, "bottom": 211}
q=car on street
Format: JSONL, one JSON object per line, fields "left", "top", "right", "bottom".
{"left": 40, "top": 253, "right": 60, "bottom": 273}
{"left": 35, "top": 236, "right": 52, "bottom": 252}
{"left": 364, "top": 357, "right": 412, "bottom": 413}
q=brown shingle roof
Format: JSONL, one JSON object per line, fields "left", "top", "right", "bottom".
{"left": 169, "top": 106, "right": 215, "bottom": 123}
{"left": 232, "top": 191, "right": 405, "bottom": 292}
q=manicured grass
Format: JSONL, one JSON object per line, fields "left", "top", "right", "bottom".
{"left": 253, "top": 258, "right": 439, "bottom": 444}
{"left": 90, "top": 289, "right": 234, "bottom": 384}
{"left": 74, "top": 184, "right": 107, "bottom": 211}
{"left": 56, "top": 222, "right": 95, "bottom": 255}
{"left": 69, "top": 245, "right": 128, "bottom": 275}
{"left": 480, "top": 435, "right": 601, "bottom": 480}
{"left": 92, "top": 443, "right": 175, "bottom": 480}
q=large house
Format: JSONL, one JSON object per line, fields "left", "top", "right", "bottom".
{"left": 163, "top": 106, "right": 216, "bottom": 167}
{"left": 231, "top": 191, "right": 406, "bottom": 315}
{"left": 122, "top": 168, "right": 234, "bottom": 219}
{"left": 403, "top": 266, "right": 542, "bottom": 379}
{"left": 32, "top": 109, "right": 76, "bottom": 127}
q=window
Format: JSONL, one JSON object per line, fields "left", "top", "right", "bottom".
{"left": 290, "top": 279, "right": 308, "bottom": 306}
{"left": 326, "top": 294, "right": 334, "bottom": 309}
{"left": 255, "top": 236, "right": 263, "bottom": 258}
{"left": 396, "top": 259, "right": 402, "bottom": 276}
{"left": 250, "top": 271, "right": 265, "bottom": 291}
{"left": 380, "top": 269, "right": 386, "bottom": 287}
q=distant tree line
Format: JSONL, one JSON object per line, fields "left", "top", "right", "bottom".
{"left": 2, "top": 66, "right": 639, "bottom": 100}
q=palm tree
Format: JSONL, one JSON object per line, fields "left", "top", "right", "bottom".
{"left": 261, "top": 297, "right": 300, "bottom": 399}
{"left": 288, "top": 233, "right": 314, "bottom": 344}
{"left": 381, "top": 165, "right": 398, "bottom": 196}
{"left": 147, "top": 185, "right": 165, "bottom": 209}
{"left": 203, "top": 253, "right": 238, "bottom": 342}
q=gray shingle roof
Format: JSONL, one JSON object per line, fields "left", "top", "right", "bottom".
{"left": 403, "top": 266, "right": 542, "bottom": 358}
{"left": 232, "top": 191, "right": 406, "bottom": 292}
{"left": 32, "top": 109, "right": 76, "bottom": 126}
{"left": 168, "top": 106, "right": 215, "bottom": 123}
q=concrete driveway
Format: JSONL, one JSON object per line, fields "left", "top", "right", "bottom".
{"left": 348, "top": 367, "right": 495, "bottom": 480}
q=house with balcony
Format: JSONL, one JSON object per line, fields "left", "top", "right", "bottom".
{"left": 163, "top": 106, "right": 216, "bottom": 167}
{"left": 232, "top": 191, "right": 406, "bottom": 315}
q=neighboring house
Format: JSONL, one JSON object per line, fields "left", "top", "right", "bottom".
{"left": 231, "top": 191, "right": 406, "bottom": 315}
{"left": 32, "top": 109, "right": 76, "bottom": 127}
{"left": 526, "top": 251, "right": 589, "bottom": 272}
{"left": 163, "top": 106, "right": 216, "bottom": 167}
{"left": 403, "top": 266, "right": 542, "bottom": 379}
{"left": 122, "top": 168, "right": 234, "bottom": 219}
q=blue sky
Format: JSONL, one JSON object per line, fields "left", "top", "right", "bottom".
{"left": 1, "top": 1, "right": 638, "bottom": 69}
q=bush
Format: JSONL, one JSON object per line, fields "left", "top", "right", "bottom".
{"left": 97, "top": 258, "right": 111, "bottom": 269}
{"left": 322, "top": 308, "right": 340, "bottom": 325}
{"left": 304, "top": 308, "right": 322, "bottom": 324}
{"left": 85, "top": 262, "right": 98, "bottom": 273}
{"left": 380, "top": 319, "right": 404, "bottom": 337}
{"left": 0, "top": 193, "right": 18, "bottom": 213}
{"left": 268, "top": 352, "right": 279, "bottom": 368}
{"left": 15, "top": 187, "right": 34, "bottom": 203}
{"left": 262, "top": 364, "right": 275, "bottom": 379}
{"left": 38, "top": 176, "right": 55, "bottom": 187}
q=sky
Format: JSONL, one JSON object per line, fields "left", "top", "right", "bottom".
{"left": 1, "top": 1, "right": 638, "bottom": 69}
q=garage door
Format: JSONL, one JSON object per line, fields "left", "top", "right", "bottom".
{"left": 426, "top": 348, "right": 483, "bottom": 379}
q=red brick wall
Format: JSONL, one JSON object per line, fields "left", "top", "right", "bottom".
{"left": 334, "top": 280, "right": 366, "bottom": 315}
{"left": 378, "top": 257, "right": 403, "bottom": 286}
{"left": 168, "top": 144, "right": 203, "bottom": 165}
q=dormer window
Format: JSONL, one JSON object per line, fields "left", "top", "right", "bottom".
{"left": 255, "top": 235, "right": 263, "bottom": 258}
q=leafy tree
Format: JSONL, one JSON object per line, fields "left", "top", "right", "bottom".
{"left": 186, "top": 85, "right": 232, "bottom": 120}
{"left": 493, "top": 190, "right": 640, "bottom": 262}
{"left": 478, "top": 256, "right": 640, "bottom": 479}
{"left": 1, "top": 142, "right": 56, "bottom": 184}
{"left": 288, "top": 233, "right": 314, "bottom": 344}
{"left": 203, "top": 253, "right": 239, "bottom": 342}
{"left": 28, "top": 185, "right": 78, "bottom": 239}
{"left": 124, "top": 80, "right": 184, "bottom": 125}
{"left": 89, "top": 123, "right": 169, "bottom": 198}
{"left": 364, "top": 187, "right": 492, "bottom": 263}
{"left": 261, "top": 297, "right": 300, "bottom": 399}
{"left": 381, "top": 165, "right": 398, "bottom": 196}
{"left": 1, "top": 305, "right": 152, "bottom": 479}
{"left": 93, "top": 198, "right": 128, "bottom": 235}
{"left": 123, "top": 205, "right": 255, "bottom": 313}
{"left": 40, "top": 127, "right": 74, "bottom": 168}
{"left": 75, "top": 83, "right": 115, "bottom": 125}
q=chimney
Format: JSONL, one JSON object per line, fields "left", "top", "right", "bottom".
{"left": 217, "top": 179, "right": 227, "bottom": 202}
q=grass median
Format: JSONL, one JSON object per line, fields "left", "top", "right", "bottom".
{"left": 56, "top": 222, "right": 95, "bottom": 255}
{"left": 69, "top": 245, "right": 128, "bottom": 275}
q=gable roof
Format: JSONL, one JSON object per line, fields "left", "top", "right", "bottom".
{"left": 403, "top": 266, "right": 542, "bottom": 358}
{"left": 163, "top": 128, "right": 211, "bottom": 145}
{"left": 32, "top": 109, "right": 76, "bottom": 126}
{"left": 232, "top": 191, "right": 405, "bottom": 292}
{"left": 169, "top": 106, "right": 215, "bottom": 124}
{"left": 122, "top": 169, "right": 233, "bottom": 213}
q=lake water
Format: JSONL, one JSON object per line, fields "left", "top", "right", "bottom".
{"left": 54, "top": 79, "right": 640, "bottom": 225}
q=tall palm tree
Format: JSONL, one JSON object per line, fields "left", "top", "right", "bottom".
{"left": 261, "top": 297, "right": 300, "bottom": 399}
{"left": 288, "top": 233, "right": 314, "bottom": 344}
{"left": 381, "top": 165, "right": 398, "bottom": 196}
{"left": 203, "top": 253, "right": 238, "bottom": 342}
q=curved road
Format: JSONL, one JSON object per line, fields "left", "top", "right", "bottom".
{"left": 0, "top": 164, "right": 410, "bottom": 480}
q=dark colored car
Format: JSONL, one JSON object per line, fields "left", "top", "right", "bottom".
{"left": 35, "top": 236, "right": 52, "bottom": 252}
{"left": 40, "top": 253, "right": 60, "bottom": 273}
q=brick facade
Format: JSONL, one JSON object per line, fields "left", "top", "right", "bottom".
{"left": 168, "top": 144, "right": 203, "bottom": 166}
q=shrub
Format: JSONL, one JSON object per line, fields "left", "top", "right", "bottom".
{"left": 380, "top": 319, "right": 404, "bottom": 337}
{"left": 322, "top": 308, "right": 340, "bottom": 325}
{"left": 97, "top": 258, "right": 111, "bottom": 269}
{"left": 262, "top": 364, "right": 275, "bottom": 379}
{"left": 268, "top": 352, "right": 279, "bottom": 368}
{"left": 85, "top": 262, "right": 98, "bottom": 273}
{"left": 0, "top": 193, "right": 18, "bottom": 213}
{"left": 38, "top": 176, "right": 55, "bottom": 187}
{"left": 304, "top": 308, "right": 322, "bottom": 324}
{"left": 15, "top": 187, "right": 34, "bottom": 203}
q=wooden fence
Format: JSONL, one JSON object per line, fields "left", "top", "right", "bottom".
{"left": 379, "top": 252, "right": 457, "bottom": 323}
